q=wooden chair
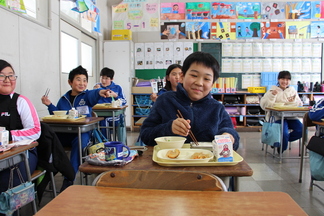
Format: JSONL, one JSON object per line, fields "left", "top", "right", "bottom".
{"left": 299, "top": 112, "right": 316, "bottom": 183}
{"left": 92, "top": 170, "right": 227, "bottom": 191}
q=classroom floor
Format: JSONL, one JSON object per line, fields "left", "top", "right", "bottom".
{"left": 22, "top": 130, "right": 324, "bottom": 216}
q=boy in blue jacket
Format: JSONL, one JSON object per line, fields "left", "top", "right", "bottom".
{"left": 309, "top": 98, "right": 324, "bottom": 121}
{"left": 93, "top": 67, "right": 127, "bottom": 143}
{"left": 41, "top": 65, "right": 110, "bottom": 190}
{"left": 140, "top": 51, "right": 239, "bottom": 150}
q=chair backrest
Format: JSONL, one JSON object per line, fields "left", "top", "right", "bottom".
{"left": 92, "top": 170, "right": 227, "bottom": 191}
{"left": 303, "top": 112, "right": 316, "bottom": 128}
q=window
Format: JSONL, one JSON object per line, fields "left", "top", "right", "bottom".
{"left": 1, "top": 0, "right": 49, "bottom": 27}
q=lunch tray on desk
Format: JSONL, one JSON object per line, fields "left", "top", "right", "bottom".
{"left": 152, "top": 144, "right": 243, "bottom": 167}
{"left": 41, "top": 115, "right": 86, "bottom": 122}
{"left": 93, "top": 103, "right": 112, "bottom": 109}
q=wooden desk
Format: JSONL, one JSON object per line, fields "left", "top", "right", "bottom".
{"left": 0, "top": 142, "right": 38, "bottom": 213}
{"left": 266, "top": 107, "right": 309, "bottom": 163}
{"left": 41, "top": 117, "right": 103, "bottom": 184}
{"left": 79, "top": 146, "right": 253, "bottom": 191}
{"left": 92, "top": 105, "right": 128, "bottom": 142}
{"left": 35, "top": 185, "right": 307, "bottom": 216}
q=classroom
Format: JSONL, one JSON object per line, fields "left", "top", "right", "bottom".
{"left": 0, "top": 0, "right": 324, "bottom": 215}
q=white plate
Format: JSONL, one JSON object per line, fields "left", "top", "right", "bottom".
{"left": 156, "top": 149, "right": 213, "bottom": 163}
{"left": 190, "top": 142, "right": 213, "bottom": 148}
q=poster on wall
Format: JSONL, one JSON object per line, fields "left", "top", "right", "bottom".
{"left": 261, "top": 22, "right": 286, "bottom": 39}
{"left": 261, "top": 2, "right": 286, "bottom": 19}
{"left": 160, "top": 2, "right": 186, "bottom": 20}
{"left": 112, "top": 0, "right": 159, "bottom": 32}
{"left": 210, "top": 22, "right": 236, "bottom": 40}
{"left": 160, "top": 22, "right": 187, "bottom": 39}
{"left": 310, "top": 21, "right": 324, "bottom": 38}
{"left": 236, "top": 22, "right": 261, "bottom": 39}
{"left": 286, "top": 1, "right": 311, "bottom": 19}
{"left": 311, "top": 1, "right": 321, "bottom": 19}
{"left": 285, "top": 21, "right": 311, "bottom": 39}
{"left": 185, "top": 22, "right": 211, "bottom": 39}
{"left": 210, "top": 2, "right": 237, "bottom": 19}
{"left": 186, "top": 2, "right": 210, "bottom": 19}
{"left": 236, "top": 2, "right": 261, "bottom": 19}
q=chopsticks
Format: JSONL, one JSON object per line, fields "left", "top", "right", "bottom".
{"left": 177, "top": 110, "right": 199, "bottom": 146}
{"left": 44, "top": 88, "right": 50, "bottom": 97}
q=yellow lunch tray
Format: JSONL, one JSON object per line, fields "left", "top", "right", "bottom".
{"left": 152, "top": 144, "right": 243, "bottom": 167}
{"left": 271, "top": 106, "right": 309, "bottom": 110}
{"left": 93, "top": 103, "right": 112, "bottom": 109}
{"left": 41, "top": 115, "right": 86, "bottom": 122}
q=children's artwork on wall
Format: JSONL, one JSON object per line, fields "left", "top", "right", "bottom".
{"left": 311, "top": 1, "right": 321, "bottom": 19}
{"left": 185, "top": 22, "right": 211, "bottom": 39}
{"left": 160, "top": 2, "right": 185, "bottom": 20}
{"left": 210, "top": 2, "right": 237, "bottom": 19}
{"left": 210, "top": 22, "right": 236, "bottom": 40}
{"left": 236, "top": 2, "right": 261, "bottom": 19}
{"left": 320, "top": 1, "right": 324, "bottom": 18}
{"left": 261, "top": 22, "right": 286, "bottom": 39}
{"left": 160, "top": 22, "right": 187, "bottom": 39}
{"left": 7, "top": 0, "right": 26, "bottom": 13}
{"left": 112, "top": 0, "right": 159, "bottom": 32}
{"left": 310, "top": 21, "right": 324, "bottom": 38}
{"left": 285, "top": 21, "right": 311, "bottom": 39}
{"left": 185, "top": 2, "right": 210, "bottom": 20}
{"left": 261, "top": 2, "right": 286, "bottom": 19}
{"left": 286, "top": 2, "right": 311, "bottom": 19}
{"left": 236, "top": 22, "right": 261, "bottom": 39}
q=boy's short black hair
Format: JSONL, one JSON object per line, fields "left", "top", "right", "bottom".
{"left": 69, "top": 65, "right": 88, "bottom": 82}
{"left": 182, "top": 51, "right": 220, "bottom": 83}
{"left": 100, "top": 67, "right": 114, "bottom": 79}
{"left": 278, "top": 70, "right": 291, "bottom": 80}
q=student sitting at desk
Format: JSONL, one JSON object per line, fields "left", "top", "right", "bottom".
{"left": 150, "top": 64, "right": 183, "bottom": 102}
{"left": 309, "top": 98, "right": 324, "bottom": 121}
{"left": 93, "top": 67, "right": 127, "bottom": 143}
{"left": 41, "top": 65, "right": 110, "bottom": 191}
{"left": 0, "top": 59, "right": 41, "bottom": 194}
{"left": 140, "top": 52, "right": 239, "bottom": 150}
{"left": 260, "top": 70, "right": 303, "bottom": 153}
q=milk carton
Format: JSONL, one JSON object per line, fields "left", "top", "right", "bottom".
{"left": 213, "top": 135, "right": 234, "bottom": 162}
{"left": 0, "top": 127, "right": 9, "bottom": 147}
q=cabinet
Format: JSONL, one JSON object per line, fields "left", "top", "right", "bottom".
{"left": 212, "top": 92, "right": 265, "bottom": 131}
{"left": 131, "top": 87, "right": 152, "bottom": 131}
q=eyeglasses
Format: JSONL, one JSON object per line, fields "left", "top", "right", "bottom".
{"left": 0, "top": 75, "right": 18, "bottom": 81}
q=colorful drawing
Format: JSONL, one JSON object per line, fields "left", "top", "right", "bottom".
{"left": 185, "top": 2, "right": 211, "bottom": 19}
{"left": 236, "top": 2, "right": 261, "bottom": 19}
{"left": 261, "top": 22, "right": 286, "bottom": 39}
{"left": 261, "top": 2, "right": 286, "bottom": 19}
{"left": 311, "top": 1, "right": 321, "bottom": 19}
{"left": 286, "top": 2, "right": 311, "bottom": 19}
{"left": 285, "top": 21, "right": 311, "bottom": 39}
{"left": 185, "top": 22, "right": 211, "bottom": 39}
{"left": 160, "top": 2, "right": 185, "bottom": 20}
{"left": 236, "top": 22, "right": 260, "bottom": 39}
{"left": 160, "top": 22, "right": 187, "bottom": 40}
{"left": 210, "top": 2, "right": 237, "bottom": 19}
{"left": 310, "top": 21, "right": 324, "bottom": 38}
{"left": 321, "top": 1, "right": 324, "bottom": 18}
{"left": 7, "top": 0, "right": 26, "bottom": 13}
{"left": 210, "top": 22, "right": 236, "bottom": 40}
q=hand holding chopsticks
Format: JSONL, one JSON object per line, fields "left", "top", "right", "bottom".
{"left": 176, "top": 110, "right": 199, "bottom": 146}
{"left": 41, "top": 88, "right": 51, "bottom": 106}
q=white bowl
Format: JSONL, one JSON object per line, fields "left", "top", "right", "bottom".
{"left": 53, "top": 110, "right": 67, "bottom": 117}
{"left": 154, "top": 136, "right": 186, "bottom": 149}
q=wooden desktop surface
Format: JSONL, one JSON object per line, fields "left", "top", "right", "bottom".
{"left": 35, "top": 185, "right": 307, "bottom": 216}
{"left": 0, "top": 142, "right": 38, "bottom": 160}
{"left": 79, "top": 146, "right": 253, "bottom": 177}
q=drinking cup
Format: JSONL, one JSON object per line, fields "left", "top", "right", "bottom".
{"left": 104, "top": 141, "right": 130, "bottom": 161}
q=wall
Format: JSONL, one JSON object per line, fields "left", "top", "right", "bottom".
{"left": 0, "top": 1, "right": 60, "bottom": 118}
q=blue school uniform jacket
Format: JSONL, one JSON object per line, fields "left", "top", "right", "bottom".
{"left": 140, "top": 84, "right": 240, "bottom": 150}
{"left": 309, "top": 98, "right": 324, "bottom": 121}
{"left": 95, "top": 81, "right": 127, "bottom": 105}
{"left": 47, "top": 89, "right": 102, "bottom": 117}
